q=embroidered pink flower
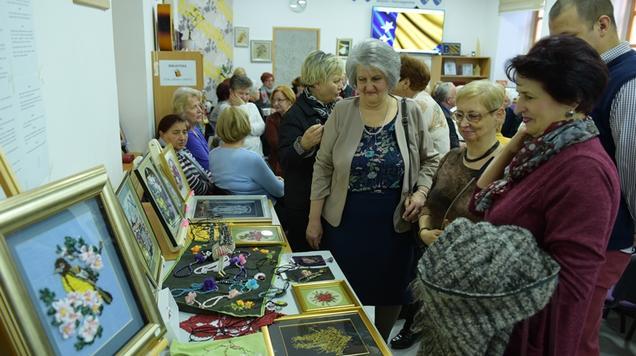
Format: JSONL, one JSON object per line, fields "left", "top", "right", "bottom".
{"left": 227, "top": 289, "right": 241, "bottom": 299}
{"left": 52, "top": 298, "right": 74, "bottom": 323}
{"left": 79, "top": 315, "right": 100, "bottom": 343}
{"left": 185, "top": 291, "right": 197, "bottom": 305}
{"left": 66, "top": 292, "right": 83, "bottom": 308}
{"left": 59, "top": 321, "right": 76, "bottom": 339}
{"left": 89, "top": 254, "right": 103, "bottom": 271}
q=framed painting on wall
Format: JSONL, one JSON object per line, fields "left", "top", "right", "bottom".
{"left": 264, "top": 307, "right": 390, "bottom": 355}
{"left": 234, "top": 27, "right": 249, "bottom": 47}
{"left": 0, "top": 166, "right": 165, "bottom": 355}
{"left": 116, "top": 173, "right": 162, "bottom": 287}
{"left": 189, "top": 195, "right": 272, "bottom": 223}
{"left": 292, "top": 280, "right": 359, "bottom": 313}
{"left": 251, "top": 40, "right": 272, "bottom": 63}
{"left": 336, "top": 38, "right": 352, "bottom": 57}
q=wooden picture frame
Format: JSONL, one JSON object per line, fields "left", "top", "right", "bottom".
{"left": 158, "top": 145, "right": 191, "bottom": 203}
{"left": 134, "top": 154, "right": 184, "bottom": 247}
{"left": 292, "top": 280, "right": 359, "bottom": 313}
{"left": 336, "top": 38, "right": 352, "bottom": 57}
{"left": 0, "top": 166, "right": 166, "bottom": 355}
{"left": 188, "top": 195, "right": 272, "bottom": 223}
{"left": 230, "top": 224, "right": 286, "bottom": 246}
{"left": 234, "top": 27, "right": 249, "bottom": 47}
{"left": 250, "top": 40, "right": 272, "bottom": 63}
{"left": 116, "top": 173, "right": 162, "bottom": 287}
{"left": 264, "top": 307, "right": 390, "bottom": 355}
{"left": 73, "top": 0, "right": 110, "bottom": 10}
{"left": 0, "top": 149, "right": 20, "bottom": 198}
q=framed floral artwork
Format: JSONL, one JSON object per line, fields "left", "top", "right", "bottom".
{"left": 188, "top": 195, "right": 272, "bottom": 223}
{"left": 264, "top": 307, "right": 390, "bottom": 355}
{"left": 135, "top": 154, "right": 183, "bottom": 247}
{"left": 250, "top": 40, "right": 272, "bottom": 63}
{"left": 0, "top": 166, "right": 165, "bottom": 355}
{"left": 234, "top": 27, "right": 249, "bottom": 47}
{"left": 336, "top": 38, "right": 352, "bottom": 57}
{"left": 230, "top": 224, "right": 286, "bottom": 246}
{"left": 292, "top": 280, "right": 359, "bottom": 313}
{"left": 116, "top": 173, "right": 162, "bottom": 287}
{"left": 159, "top": 144, "right": 191, "bottom": 203}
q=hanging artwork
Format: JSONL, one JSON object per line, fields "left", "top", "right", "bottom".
{"left": 250, "top": 40, "right": 272, "bottom": 63}
{"left": 0, "top": 166, "right": 165, "bottom": 355}
{"left": 234, "top": 27, "right": 249, "bottom": 47}
{"left": 292, "top": 280, "right": 359, "bottom": 313}
{"left": 265, "top": 308, "right": 390, "bottom": 355}
{"left": 116, "top": 173, "right": 162, "bottom": 286}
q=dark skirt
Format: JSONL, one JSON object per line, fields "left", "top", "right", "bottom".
{"left": 323, "top": 190, "right": 416, "bottom": 305}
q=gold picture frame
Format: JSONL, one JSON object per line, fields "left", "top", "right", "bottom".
{"left": 73, "top": 0, "right": 110, "bottom": 10}
{"left": 230, "top": 224, "right": 286, "bottom": 246}
{"left": 159, "top": 145, "right": 191, "bottom": 203}
{"left": 0, "top": 166, "right": 165, "bottom": 355}
{"left": 292, "top": 280, "right": 359, "bottom": 314}
{"left": 264, "top": 307, "right": 390, "bottom": 355}
{"left": 116, "top": 173, "right": 163, "bottom": 287}
{"left": 0, "top": 149, "right": 20, "bottom": 198}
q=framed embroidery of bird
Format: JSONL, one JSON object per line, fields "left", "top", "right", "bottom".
{"left": 0, "top": 166, "right": 166, "bottom": 355}
{"left": 116, "top": 173, "right": 162, "bottom": 287}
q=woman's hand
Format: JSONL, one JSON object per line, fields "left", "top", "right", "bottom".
{"left": 402, "top": 191, "right": 426, "bottom": 222}
{"left": 300, "top": 124, "right": 323, "bottom": 151}
{"left": 229, "top": 92, "right": 245, "bottom": 106}
{"left": 306, "top": 218, "right": 323, "bottom": 250}
{"left": 419, "top": 228, "right": 443, "bottom": 246}
{"left": 507, "top": 125, "right": 529, "bottom": 154}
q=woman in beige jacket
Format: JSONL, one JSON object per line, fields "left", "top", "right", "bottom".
{"left": 306, "top": 39, "right": 439, "bottom": 341}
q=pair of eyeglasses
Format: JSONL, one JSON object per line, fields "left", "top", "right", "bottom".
{"left": 453, "top": 108, "right": 498, "bottom": 123}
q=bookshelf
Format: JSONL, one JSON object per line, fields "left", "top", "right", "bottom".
{"left": 430, "top": 55, "right": 491, "bottom": 86}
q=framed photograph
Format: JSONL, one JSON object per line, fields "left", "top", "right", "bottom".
{"left": 234, "top": 27, "right": 249, "bottom": 47}
{"left": 159, "top": 145, "right": 191, "bottom": 203}
{"left": 116, "top": 173, "right": 162, "bottom": 286}
{"left": 461, "top": 63, "right": 474, "bottom": 76}
{"left": 443, "top": 60, "right": 457, "bottom": 75}
{"left": 135, "top": 154, "right": 183, "bottom": 246}
{"left": 264, "top": 307, "right": 390, "bottom": 355}
{"left": 0, "top": 148, "right": 20, "bottom": 198}
{"left": 0, "top": 166, "right": 165, "bottom": 355}
{"left": 230, "top": 224, "right": 286, "bottom": 246}
{"left": 292, "top": 280, "right": 359, "bottom": 313}
{"left": 336, "top": 38, "right": 352, "bottom": 57}
{"left": 188, "top": 195, "right": 272, "bottom": 223}
{"left": 251, "top": 40, "right": 272, "bottom": 63}
{"left": 73, "top": 0, "right": 109, "bottom": 10}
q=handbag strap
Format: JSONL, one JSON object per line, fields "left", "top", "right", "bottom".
{"left": 401, "top": 98, "right": 411, "bottom": 190}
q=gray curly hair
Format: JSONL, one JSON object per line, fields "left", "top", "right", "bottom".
{"left": 346, "top": 38, "right": 400, "bottom": 90}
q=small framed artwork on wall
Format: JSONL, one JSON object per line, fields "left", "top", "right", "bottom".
{"left": 336, "top": 38, "right": 353, "bottom": 57}
{"left": 250, "top": 40, "right": 272, "bottom": 63}
{"left": 234, "top": 27, "right": 249, "bottom": 47}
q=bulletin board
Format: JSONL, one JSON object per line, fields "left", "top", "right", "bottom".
{"left": 272, "top": 27, "right": 320, "bottom": 88}
{"left": 151, "top": 51, "right": 204, "bottom": 130}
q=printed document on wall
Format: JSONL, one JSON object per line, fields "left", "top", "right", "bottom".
{"left": 0, "top": 0, "right": 49, "bottom": 192}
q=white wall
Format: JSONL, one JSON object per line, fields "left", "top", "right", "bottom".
{"left": 492, "top": 11, "right": 535, "bottom": 85}
{"left": 233, "top": 0, "right": 500, "bottom": 86}
{"left": 112, "top": 0, "right": 157, "bottom": 154}
{"left": 34, "top": 1, "right": 122, "bottom": 185}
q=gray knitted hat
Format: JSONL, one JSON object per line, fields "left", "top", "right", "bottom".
{"left": 412, "top": 218, "right": 560, "bottom": 356}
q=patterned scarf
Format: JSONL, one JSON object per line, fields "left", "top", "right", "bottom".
{"left": 303, "top": 87, "right": 336, "bottom": 121}
{"left": 474, "top": 117, "right": 599, "bottom": 212}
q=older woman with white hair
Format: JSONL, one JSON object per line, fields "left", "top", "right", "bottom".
{"left": 306, "top": 39, "right": 439, "bottom": 341}
{"left": 172, "top": 87, "right": 209, "bottom": 168}
{"left": 278, "top": 50, "right": 344, "bottom": 252}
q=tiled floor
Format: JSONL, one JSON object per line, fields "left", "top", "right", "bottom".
{"left": 365, "top": 306, "right": 636, "bottom": 356}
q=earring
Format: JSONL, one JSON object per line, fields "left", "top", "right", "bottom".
{"left": 565, "top": 109, "right": 575, "bottom": 118}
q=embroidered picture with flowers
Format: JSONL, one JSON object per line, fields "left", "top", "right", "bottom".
{"left": 38, "top": 236, "right": 112, "bottom": 351}
{"left": 292, "top": 280, "right": 359, "bottom": 313}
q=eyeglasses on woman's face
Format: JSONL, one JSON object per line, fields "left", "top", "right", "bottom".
{"left": 453, "top": 108, "right": 498, "bottom": 124}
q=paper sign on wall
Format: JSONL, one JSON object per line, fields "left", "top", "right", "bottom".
{"left": 159, "top": 60, "right": 196, "bottom": 86}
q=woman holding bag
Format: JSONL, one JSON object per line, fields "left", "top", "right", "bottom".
{"left": 306, "top": 38, "right": 439, "bottom": 341}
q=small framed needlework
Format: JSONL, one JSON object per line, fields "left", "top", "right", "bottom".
{"left": 230, "top": 224, "right": 286, "bottom": 246}
{"left": 234, "top": 27, "right": 249, "bottom": 47}
{"left": 189, "top": 195, "right": 272, "bottom": 223}
{"left": 250, "top": 40, "right": 272, "bottom": 63}
{"left": 292, "top": 280, "right": 359, "bottom": 313}
{"left": 336, "top": 38, "right": 352, "bottom": 57}
{"left": 0, "top": 166, "right": 165, "bottom": 355}
{"left": 116, "top": 173, "right": 162, "bottom": 286}
{"left": 159, "top": 144, "right": 191, "bottom": 203}
{"left": 265, "top": 307, "right": 390, "bottom": 355}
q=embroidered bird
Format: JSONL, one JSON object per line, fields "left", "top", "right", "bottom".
{"left": 54, "top": 258, "right": 113, "bottom": 305}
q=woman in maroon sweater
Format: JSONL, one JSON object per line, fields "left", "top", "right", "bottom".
{"left": 472, "top": 36, "right": 621, "bottom": 355}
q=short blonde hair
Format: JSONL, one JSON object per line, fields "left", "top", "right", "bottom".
{"left": 172, "top": 87, "right": 202, "bottom": 116}
{"left": 272, "top": 85, "right": 296, "bottom": 105}
{"left": 216, "top": 107, "right": 251, "bottom": 144}
{"left": 301, "top": 50, "right": 344, "bottom": 87}
{"left": 456, "top": 80, "right": 505, "bottom": 112}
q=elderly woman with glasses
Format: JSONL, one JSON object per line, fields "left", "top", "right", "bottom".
{"left": 472, "top": 36, "right": 620, "bottom": 355}
{"left": 307, "top": 39, "right": 439, "bottom": 341}
{"left": 172, "top": 87, "right": 208, "bottom": 169}
{"left": 419, "top": 80, "right": 507, "bottom": 245}
{"left": 264, "top": 85, "right": 296, "bottom": 176}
